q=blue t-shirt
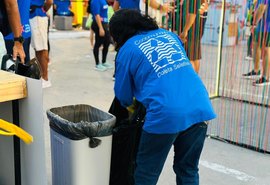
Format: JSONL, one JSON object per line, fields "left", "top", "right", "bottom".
{"left": 256, "top": 0, "right": 270, "bottom": 32}
{"left": 30, "top": 0, "right": 47, "bottom": 18}
{"left": 54, "top": 0, "right": 71, "bottom": 16}
{"left": 5, "top": 0, "right": 31, "bottom": 39}
{"left": 91, "top": 0, "right": 109, "bottom": 23}
{"left": 117, "top": 0, "right": 140, "bottom": 10}
{"left": 114, "top": 28, "right": 216, "bottom": 134}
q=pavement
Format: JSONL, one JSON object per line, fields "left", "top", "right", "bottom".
{"left": 40, "top": 30, "right": 270, "bottom": 185}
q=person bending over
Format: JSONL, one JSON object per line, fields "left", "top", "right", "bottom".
{"left": 109, "top": 9, "right": 216, "bottom": 185}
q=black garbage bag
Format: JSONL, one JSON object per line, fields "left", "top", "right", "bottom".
{"left": 47, "top": 104, "right": 116, "bottom": 148}
{"left": 109, "top": 97, "right": 146, "bottom": 185}
{"left": 1, "top": 54, "right": 42, "bottom": 79}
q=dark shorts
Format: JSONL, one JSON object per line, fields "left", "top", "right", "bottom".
{"left": 255, "top": 31, "right": 270, "bottom": 47}
{"left": 185, "top": 12, "right": 207, "bottom": 61}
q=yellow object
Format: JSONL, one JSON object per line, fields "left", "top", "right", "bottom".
{"left": 71, "top": 1, "right": 84, "bottom": 25}
{"left": 0, "top": 119, "right": 33, "bottom": 144}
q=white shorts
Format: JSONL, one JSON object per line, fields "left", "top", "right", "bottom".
{"left": 30, "top": 16, "right": 48, "bottom": 51}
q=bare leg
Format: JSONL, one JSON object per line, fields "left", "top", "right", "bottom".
{"left": 90, "top": 29, "right": 94, "bottom": 49}
{"left": 36, "top": 50, "right": 49, "bottom": 80}
{"left": 253, "top": 41, "right": 261, "bottom": 73}
{"left": 262, "top": 46, "right": 270, "bottom": 79}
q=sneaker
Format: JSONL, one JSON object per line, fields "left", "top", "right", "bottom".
{"left": 245, "top": 56, "right": 253, "bottom": 61}
{"left": 253, "top": 76, "right": 270, "bottom": 86}
{"left": 95, "top": 64, "right": 107, "bottom": 71}
{"left": 102, "top": 62, "right": 114, "bottom": 69}
{"left": 242, "top": 70, "right": 261, "bottom": 79}
{"left": 42, "top": 79, "right": 52, "bottom": 88}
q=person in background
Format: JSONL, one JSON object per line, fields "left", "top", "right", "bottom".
{"left": 113, "top": 0, "right": 173, "bottom": 13}
{"left": 1, "top": 0, "right": 26, "bottom": 62}
{"left": 140, "top": 0, "right": 174, "bottom": 27}
{"left": 4, "top": 0, "right": 31, "bottom": 64}
{"left": 243, "top": 0, "right": 270, "bottom": 86}
{"left": 90, "top": 0, "right": 114, "bottom": 71}
{"left": 29, "top": 0, "right": 53, "bottom": 88}
{"left": 113, "top": 0, "right": 140, "bottom": 11}
{"left": 54, "top": 0, "right": 74, "bottom": 16}
{"left": 180, "top": 0, "right": 209, "bottom": 73}
{"left": 110, "top": 9, "right": 216, "bottom": 185}
{"left": 245, "top": 0, "right": 257, "bottom": 61}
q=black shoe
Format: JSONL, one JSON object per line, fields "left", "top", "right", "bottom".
{"left": 253, "top": 76, "right": 270, "bottom": 86}
{"left": 242, "top": 70, "right": 261, "bottom": 79}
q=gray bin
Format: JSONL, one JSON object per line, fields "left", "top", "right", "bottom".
{"left": 47, "top": 104, "right": 116, "bottom": 185}
{"left": 54, "top": 15, "right": 73, "bottom": 30}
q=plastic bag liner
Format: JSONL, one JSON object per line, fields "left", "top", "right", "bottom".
{"left": 109, "top": 97, "right": 146, "bottom": 185}
{"left": 46, "top": 104, "right": 116, "bottom": 148}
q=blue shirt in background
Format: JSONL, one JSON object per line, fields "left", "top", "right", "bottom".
{"left": 30, "top": 0, "right": 47, "bottom": 18}
{"left": 114, "top": 28, "right": 216, "bottom": 134}
{"left": 54, "top": 0, "right": 72, "bottom": 16}
{"left": 91, "top": 0, "right": 109, "bottom": 23}
{"left": 256, "top": 0, "right": 270, "bottom": 32}
{"left": 5, "top": 0, "right": 31, "bottom": 39}
{"left": 117, "top": 0, "right": 140, "bottom": 10}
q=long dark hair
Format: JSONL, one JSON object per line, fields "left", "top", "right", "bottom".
{"left": 109, "top": 9, "right": 159, "bottom": 51}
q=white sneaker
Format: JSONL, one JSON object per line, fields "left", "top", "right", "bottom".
{"left": 95, "top": 64, "right": 107, "bottom": 71}
{"left": 245, "top": 56, "right": 253, "bottom": 61}
{"left": 102, "top": 62, "right": 114, "bottom": 69}
{"left": 42, "top": 79, "right": 52, "bottom": 88}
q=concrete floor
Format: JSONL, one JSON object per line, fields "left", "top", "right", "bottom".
{"left": 41, "top": 30, "right": 270, "bottom": 185}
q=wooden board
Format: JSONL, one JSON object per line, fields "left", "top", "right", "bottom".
{"left": 0, "top": 71, "right": 27, "bottom": 102}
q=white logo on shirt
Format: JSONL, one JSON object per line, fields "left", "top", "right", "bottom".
{"left": 23, "top": 24, "right": 31, "bottom": 33}
{"left": 138, "top": 33, "right": 189, "bottom": 77}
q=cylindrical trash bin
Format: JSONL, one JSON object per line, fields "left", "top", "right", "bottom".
{"left": 47, "top": 104, "right": 116, "bottom": 185}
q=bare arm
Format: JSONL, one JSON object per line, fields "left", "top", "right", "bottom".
{"left": 43, "top": 0, "right": 53, "bottom": 12}
{"left": 4, "top": 0, "right": 21, "bottom": 37}
{"left": 4, "top": 0, "right": 25, "bottom": 63}
{"left": 113, "top": 1, "right": 120, "bottom": 12}
{"left": 253, "top": 4, "right": 267, "bottom": 25}
{"left": 144, "top": 0, "right": 174, "bottom": 13}
{"left": 251, "top": 3, "right": 267, "bottom": 34}
{"left": 180, "top": 13, "right": 196, "bottom": 42}
{"left": 182, "top": 13, "right": 196, "bottom": 34}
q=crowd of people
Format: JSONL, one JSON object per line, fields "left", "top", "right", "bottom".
{"left": 1, "top": 0, "right": 269, "bottom": 86}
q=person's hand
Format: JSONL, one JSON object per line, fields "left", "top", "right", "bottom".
{"left": 162, "top": 3, "right": 174, "bottom": 13}
{"left": 180, "top": 0, "right": 184, "bottom": 6}
{"left": 251, "top": 24, "right": 256, "bottom": 34}
{"left": 180, "top": 31, "right": 187, "bottom": 43}
{"left": 199, "top": 2, "right": 208, "bottom": 15}
{"left": 13, "top": 42, "right": 25, "bottom": 63}
{"left": 99, "top": 27, "right": 105, "bottom": 37}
